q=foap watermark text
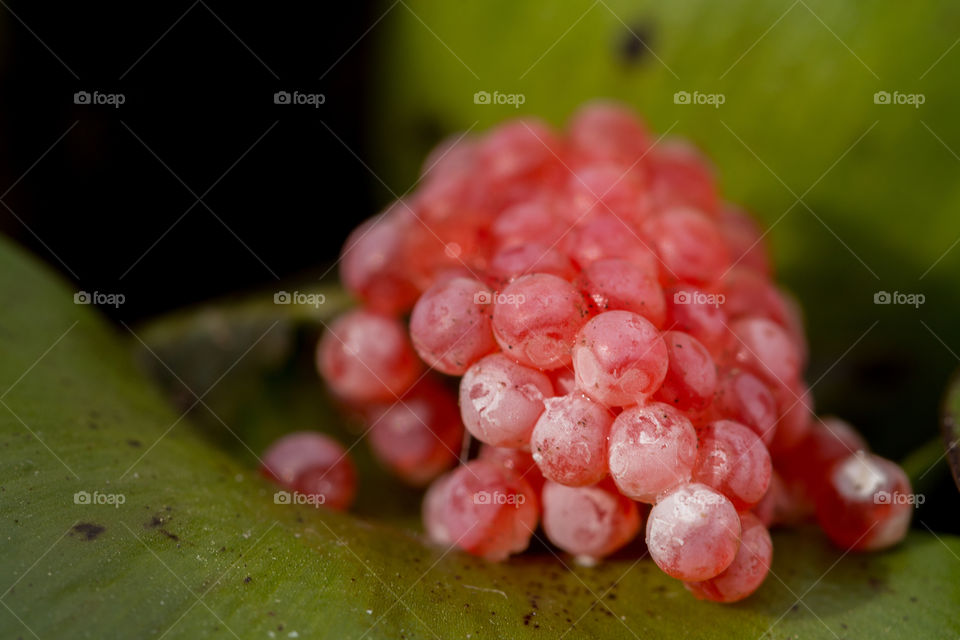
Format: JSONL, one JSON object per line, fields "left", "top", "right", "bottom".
{"left": 474, "top": 90, "right": 525, "bottom": 108}
{"left": 274, "top": 91, "right": 326, "bottom": 108}
{"left": 474, "top": 490, "right": 526, "bottom": 507}
{"left": 874, "top": 490, "right": 924, "bottom": 507}
{"left": 74, "top": 90, "right": 125, "bottom": 108}
{"left": 673, "top": 290, "right": 725, "bottom": 308}
{"left": 874, "top": 290, "right": 924, "bottom": 308}
{"left": 474, "top": 291, "right": 525, "bottom": 305}
{"left": 874, "top": 91, "right": 925, "bottom": 108}
{"left": 674, "top": 91, "right": 725, "bottom": 108}
{"left": 75, "top": 291, "right": 125, "bottom": 308}
{"left": 274, "top": 490, "right": 325, "bottom": 506}
{"left": 74, "top": 490, "right": 126, "bottom": 508}
{"left": 274, "top": 290, "right": 327, "bottom": 308}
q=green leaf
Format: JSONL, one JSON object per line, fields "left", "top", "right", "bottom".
{"left": 1, "top": 236, "right": 959, "bottom": 639}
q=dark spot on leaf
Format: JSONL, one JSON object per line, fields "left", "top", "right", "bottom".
{"left": 159, "top": 529, "right": 180, "bottom": 542}
{"left": 127, "top": 439, "right": 141, "bottom": 447}
{"left": 619, "top": 21, "right": 654, "bottom": 66}
{"left": 868, "top": 576, "right": 892, "bottom": 593}
{"left": 146, "top": 517, "right": 179, "bottom": 541}
{"left": 72, "top": 523, "right": 104, "bottom": 540}
{"left": 244, "top": 576, "right": 252, "bottom": 584}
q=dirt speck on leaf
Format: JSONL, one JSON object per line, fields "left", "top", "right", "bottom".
{"left": 159, "top": 529, "right": 179, "bottom": 542}
{"left": 619, "top": 21, "right": 654, "bottom": 65}
{"left": 869, "top": 576, "right": 892, "bottom": 593}
{"left": 72, "top": 523, "right": 105, "bottom": 540}
{"left": 144, "top": 514, "right": 180, "bottom": 542}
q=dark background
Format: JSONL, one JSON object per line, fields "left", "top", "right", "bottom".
{"left": 0, "top": 1, "right": 380, "bottom": 320}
